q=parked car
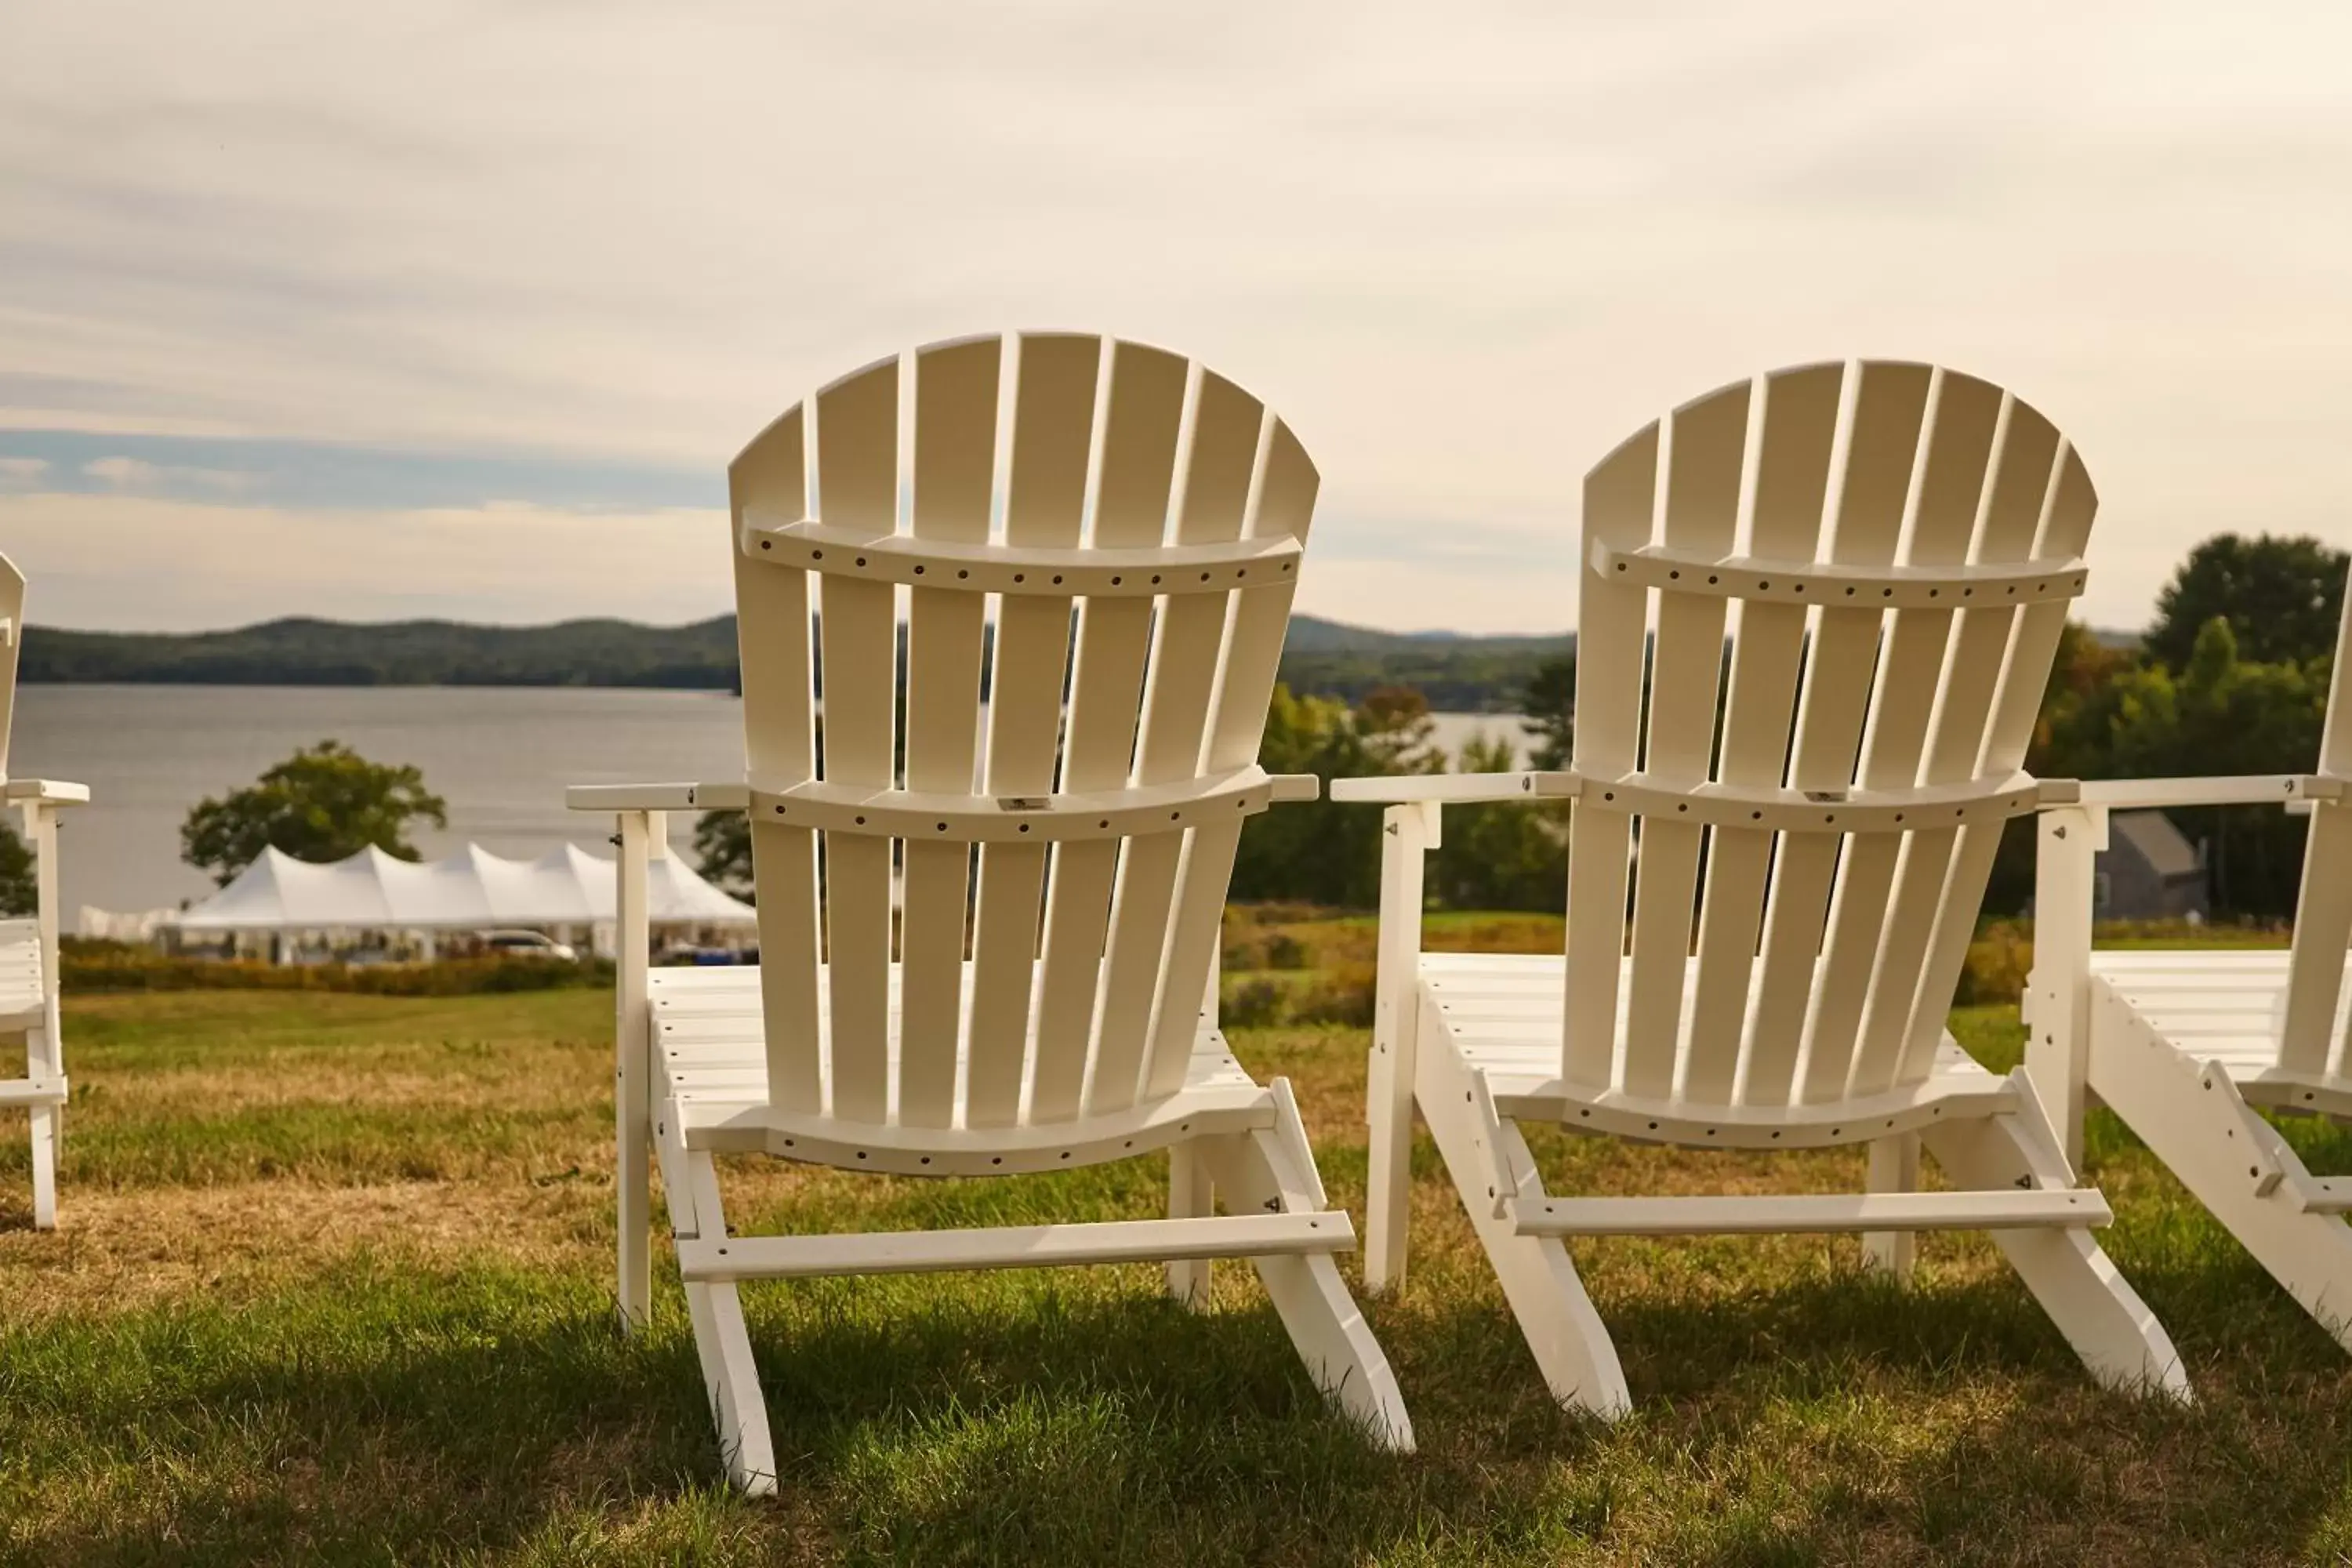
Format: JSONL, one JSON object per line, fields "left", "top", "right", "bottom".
{"left": 481, "top": 930, "right": 579, "bottom": 962}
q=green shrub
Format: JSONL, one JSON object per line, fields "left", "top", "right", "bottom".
{"left": 61, "top": 950, "right": 614, "bottom": 996}
{"left": 1292, "top": 961, "right": 1377, "bottom": 1027}
{"left": 1261, "top": 932, "right": 1312, "bottom": 971}
{"left": 1220, "top": 977, "right": 1286, "bottom": 1029}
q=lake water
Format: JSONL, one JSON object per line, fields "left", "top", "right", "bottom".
{"left": 11, "top": 686, "right": 1534, "bottom": 916}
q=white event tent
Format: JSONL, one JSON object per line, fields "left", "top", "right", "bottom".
{"left": 172, "top": 842, "right": 755, "bottom": 949}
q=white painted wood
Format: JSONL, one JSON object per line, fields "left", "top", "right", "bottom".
{"left": 1593, "top": 542, "right": 2085, "bottom": 606}
{"left": 613, "top": 809, "right": 654, "bottom": 1329}
{"left": 1032, "top": 339, "right": 1186, "bottom": 1123}
{"left": 812, "top": 353, "right": 901, "bottom": 1125}
{"left": 1331, "top": 771, "right": 1579, "bottom": 804}
{"left": 0, "top": 1077, "right": 67, "bottom": 1108}
{"left": 619, "top": 336, "right": 1387, "bottom": 1492}
{"left": 1623, "top": 377, "right": 1745, "bottom": 1100}
{"left": 1562, "top": 422, "right": 1655, "bottom": 1090}
{"left": 750, "top": 519, "right": 1299, "bottom": 593}
{"left": 898, "top": 336, "right": 999, "bottom": 1129}
{"left": 1416, "top": 1008, "right": 1632, "bottom": 1417}
{"left": 967, "top": 332, "right": 1097, "bottom": 1128}
{"left": 1093, "top": 367, "right": 1261, "bottom": 1115}
{"left": 1340, "top": 363, "right": 2178, "bottom": 1412}
{"left": 1165, "top": 1140, "right": 1213, "bottom": 1306}
{"left": 1860, "top": 1131, "right": 1922, "bottom": 1279}
{"left": 0, "top": 555, "right": 80, "bottom": 1230}
{"left": 2027, "top": 807, "right": 2098, "bottom": 1167}
{"left": 1686, "top": 364, "right": 1838, "bottom": 1105}
{"left": 731, "top": 404, "right": 824, "bottom": 1114}
{"left": 1843, "top": 369, "right": 2004, "bottom": 1099}
{"left": 1365, "top": 801, "right": 1436, "bottom": 1293}
{"left": 2074, "top": 775, "right": 2327, "bottom": 809}
{"left": 2020, "top": 560, "right": 2352, "bottom": 1361}
{"left": 1773, "top": 362, "right": 1933, "bottom": 1106}
{"left": 681, "top": 1210, "right": 1352, "bottom": 1281}
{"left": 1197, "top": 1120, "right": 1416, "bottom": 1451}
{"left": 1920, "top": 1069, "right": 2190, "bottom": 1398}
{"left": 1512, "top": 1183, "right": 2105, "bottom": 1236}
{"left": 1144, "top": 416, "right": 1321, "bottom": 1101}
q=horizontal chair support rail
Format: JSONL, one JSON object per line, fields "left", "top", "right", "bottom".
{"left": 2071, "top": 774, "right": 2343, "bottom": 810}
{"left": 0, "top": 779, "right": 90, "bottom": 805}
{"left": 746, "top": 517, "right": 1303, "bottom": 597}
{"left": 572, "top": 771, "right": 1317, "bottom": 830}
{"left": 1508, "top": 1189, "right": 2111, "bottom": 1238}
{"left": 1335, "top": 767, "right": 2061, "bottom": 829}
{"left": 675, "top": 1083, "right": 1276, "bottom": 1173}
{"left": 1590, "top": 540, "right": 2089, "bottom": 609}
{"left": 677, "top": 1211, "right": 1354, "bottom": 1282}
{"left": 0, "top": 1077, "right": 67, "bottom": 1108}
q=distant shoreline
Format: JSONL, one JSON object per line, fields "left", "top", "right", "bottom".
{"left": 21, "top": 612, "right": 1576, "bottom": 712}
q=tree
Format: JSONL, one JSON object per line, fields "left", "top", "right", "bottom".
{"left": 2145, "top": 533, "right": 2348, "bottom": 672}
{"left": 1521, "top": 653, "right": 1575, "bottom": 769}
{"left": 0, "top": 822, "right": 32, "bottom": 918}
{"left": 181, "top": 740, "right": 449, "bottom": 886}
{"left": 694, "top": 810, "right": 753, "bottom": 898}
{"left": 1432, "top": 734, "right": 1568, "bottom": 911}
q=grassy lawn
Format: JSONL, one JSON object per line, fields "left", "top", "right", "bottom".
{"left": 5, "top": 951, "right": 2352, "bottom": 1564}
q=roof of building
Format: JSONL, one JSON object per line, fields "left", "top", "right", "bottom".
{"left": 2107, "top": 809, "right": 2202, "bottom": 880}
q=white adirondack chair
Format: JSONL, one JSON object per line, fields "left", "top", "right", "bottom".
{"left": 2027, "top": 563, "right": 2352, "bottom": 1348}
{"left": 0, "top": 552, "right": 87, "bottom": 1229}
{"left": 1334, "top": 361, "right": 2189, "bottom": 1410}
{"left": 569, "top": 332, "right": 1411, "bottom": 1493}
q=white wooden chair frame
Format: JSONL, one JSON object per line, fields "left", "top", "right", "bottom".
{"left": 0, "top": 552, "right": 86, "bottom": 1229}
{"left": 1335, "top": 361, "right": 2187, "bottom": 1412}
{"left": 2027, "top": 569, "right": 2352, "bottom": 1346}
{"left": 571, "top": 333, "right": 1409, "bottom": 1494}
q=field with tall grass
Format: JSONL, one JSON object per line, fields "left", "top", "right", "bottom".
{"left": 5, "top": 913, "right": 2350, "bottom": 1565}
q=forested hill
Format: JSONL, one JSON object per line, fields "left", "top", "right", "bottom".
{"left": 20, "top": 614, "right": 1576, "bottom": 712}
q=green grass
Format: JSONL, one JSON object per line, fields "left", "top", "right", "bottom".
{"left": 7, "top": 977, "right": 2352, "bottom": 1564}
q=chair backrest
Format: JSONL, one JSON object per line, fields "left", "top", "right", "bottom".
{"left": 0, "top": 551, "right": 22, "bottom": 782}
{"left": 2275, "top": 564, "right": 2352, "bottom": 1075}
{"left": 1563, "top": 361, "right": 2096, "bottom": 1109}
{"left": 728, "top": 332, "right": 1317, "bottom": 1130}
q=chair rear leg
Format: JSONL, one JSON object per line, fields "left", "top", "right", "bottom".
{"left": 1861, "top": 1133, "right": 1919, "bottom": 1282}
{"left": 28, "top": 1104, "right": 56, "bottom": 1230}
{"left": 672, "top": 1144, "right": 779, "bottom": 1494}
{"left": 1165, "top": 1142, "right": 1214, "bottom": 1307}
{"left": 1415, "top": 1043, "right": 1631, "bottom": 1417}
{"left": 1196, "top": 1125, "right": 1414, "bottom": 1452}
{"left": 1919, "top": 1076, "right": 2190, "bottom": 1401}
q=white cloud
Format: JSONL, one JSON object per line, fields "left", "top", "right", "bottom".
{"left": 2, "top": 2, "right": 2350, "bottom": 632}
{"left": 0, "top": 456, "right": 49, "bottom": 486}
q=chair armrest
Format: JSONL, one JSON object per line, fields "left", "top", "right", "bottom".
{"left": 1266, "top": 774, "right": 1320, "bottom": 804}
{"left": 2066, "top": 774, "right": 2336, "bottom": 811}
{"left": 565, "top": 782, "right": 751, "bottom": 812}
{"left": 1330, "top": 771, "right": 1579, "bottom": 805}
{"left": 1, "top": 779, "right": 90, "bottom": 805}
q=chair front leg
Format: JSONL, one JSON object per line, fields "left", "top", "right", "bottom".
{"left": 613, "top": 808, "right": 662, "bottom": 1331}
{"left": 2026, "top": 804, "right": 2103, "bottom": 1169}
{"left": 1365, "top": 801, "right": 1438, "bottom": 1294}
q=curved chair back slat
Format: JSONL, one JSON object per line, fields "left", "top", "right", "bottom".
{"left": 1566, "top": 361, "right": 2096, "bottom": 1109}
{"left": 728, "top": 332, "right": 1315, "bottom": 1129}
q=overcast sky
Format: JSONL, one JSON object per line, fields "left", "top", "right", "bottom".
{"left": 4, "top": 2, "right": 2350, "bottom": 635}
